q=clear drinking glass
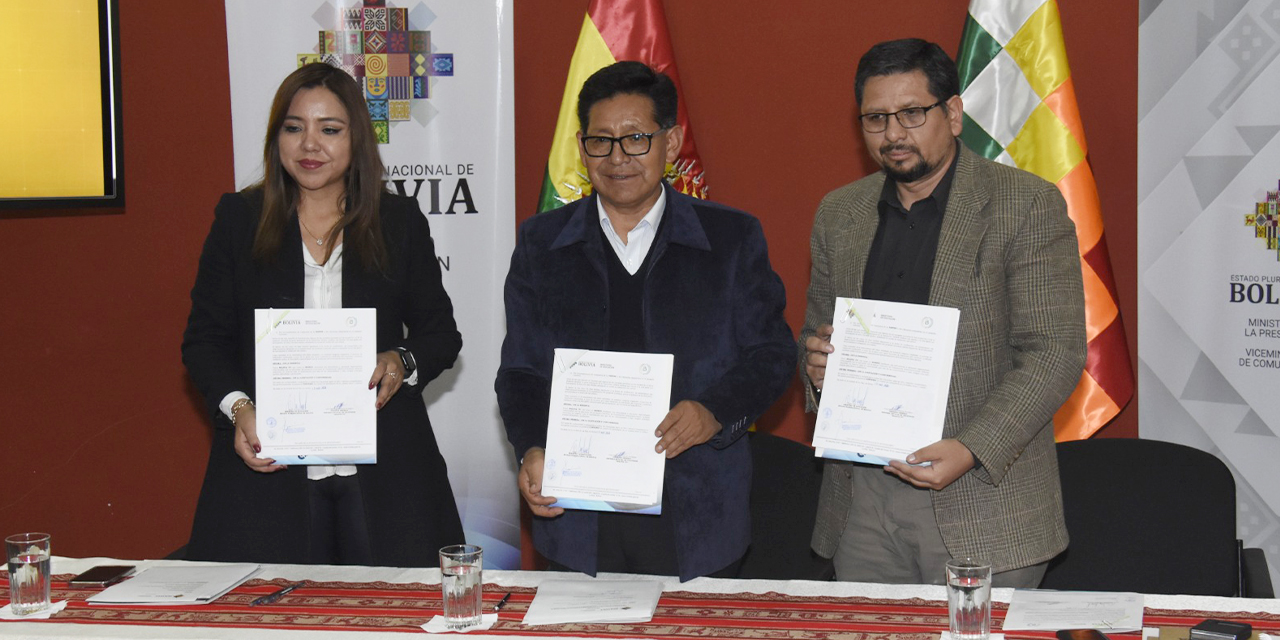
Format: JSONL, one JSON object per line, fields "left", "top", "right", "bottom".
{"left": 439, "top": 544, "right": 483, "bottom": 629}
{"left": 6, "top": 533, "right": 52, "bottom": 616}
{"left": 946, "top": 557, "right": 992, "bottom": 640}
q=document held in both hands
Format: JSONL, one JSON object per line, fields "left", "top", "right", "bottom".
{"left": 541, "top": 349, "right": 673, "bottom": 514}
{"left": 811, "top": 297, "right": 960, "bottom": 463}
{"left": 254, "top": 308, "right": 377, "bottom": 466}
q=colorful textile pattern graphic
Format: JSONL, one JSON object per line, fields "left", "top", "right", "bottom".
{"left": 1249, "top": 185, "right": 1280, "bottom": 260}
{"left": 537, "top": 0, "right": 708, "bottom": 212}
{"left": 298, "top": 2, "right": 453, "bottom": 144}
{"left": 957, "top": 0, "right": 1134, "bottom": 441}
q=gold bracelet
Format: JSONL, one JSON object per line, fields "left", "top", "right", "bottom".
{"left": 230, "top": 398, "right": 255, "bottom": 424}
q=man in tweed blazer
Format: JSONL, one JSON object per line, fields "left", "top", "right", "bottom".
{"left": 801, "top": 39, "right": 1086, "bottom": 587}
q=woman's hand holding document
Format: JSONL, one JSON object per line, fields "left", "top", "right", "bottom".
{"left": 540, "top": 349, "right": 673, "bottom": 514}
{"left": 254, "top": 308, "right": 377, "bottom": 465}
{"left": 810, "top": 297, "right": 960, "bottom": 463}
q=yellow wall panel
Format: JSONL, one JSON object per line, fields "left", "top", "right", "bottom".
{"left": 0, "top": 0, "right": 106, "bottom": 198}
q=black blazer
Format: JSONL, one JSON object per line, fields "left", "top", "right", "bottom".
{"left": 182, "top": 190, "right": 464, "bottom": 566}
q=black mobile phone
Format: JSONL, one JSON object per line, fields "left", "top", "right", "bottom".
{"left": 1190, "top": 619, "right": 1253, "bottom": 640}
{"left": 68, "top": 565, "right": 136, "bottom": 588}
{"left": 1057, "top": 630, "right": 1111, "bottom": 640}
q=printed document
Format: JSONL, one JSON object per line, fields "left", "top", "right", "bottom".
{"left": 811, "top": 297, "right": 959, "bottom": 462}
{"left": 254, "top": 308, "right": 377, "bottom": 465}
{"left": 542, "top": 349, "right": 672, "bottom": 514}
{"left": 1002, "top": 590, "right": 1144, "bottom": 631}
{"left": 521, "top": 578, "right": 663, "bottom": 626}
{"left": 88, "top": 564, "right": 259, "bottom": 605}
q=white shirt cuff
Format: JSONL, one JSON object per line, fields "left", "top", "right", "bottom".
{"left": 219, "top": 391, "right": 251, "bottom": 421}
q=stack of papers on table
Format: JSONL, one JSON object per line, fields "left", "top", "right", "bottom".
{"left": 1002, "top": 590, "right": 1144, "bottom": 632}
{"left": 522, "top": 578, "right": 663, "bottom": 626}
{"left": 87, "top": 564, "right": 259, "bottom": 605}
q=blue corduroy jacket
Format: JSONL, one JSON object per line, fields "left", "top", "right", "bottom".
{"left": 496, "top": 184, "right": 795, "bottom": 580}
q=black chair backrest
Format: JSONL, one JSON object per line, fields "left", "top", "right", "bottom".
{"left": 739, "top": 431, "right": 833, "bottom": 580}
{"left": 1041, "top": 438, "right": 1238, "bottom": 596}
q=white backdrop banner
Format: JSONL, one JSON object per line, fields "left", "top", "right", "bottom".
{"left": 1140, "top": 0, "right": 1280, "bottom": 586}
{"left": 224, "top": 0, "right": 519, "bottom": 568}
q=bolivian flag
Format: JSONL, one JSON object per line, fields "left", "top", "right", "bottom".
{"left": 957, "top": 0, "right": 1134, "bottom": 441}
{"left": 537, "top": 0, "right": 709, "bottom": 213}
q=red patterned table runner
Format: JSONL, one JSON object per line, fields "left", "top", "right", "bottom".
{"left": 3, "top": 575, "right": 1279, "bottom": 639}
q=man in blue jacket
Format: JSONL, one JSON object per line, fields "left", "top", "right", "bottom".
{"left": 496, "top": 61, "right": 794, "bottom": 580}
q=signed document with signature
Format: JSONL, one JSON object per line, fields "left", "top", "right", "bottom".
{"left": 811, "top": 297, "right": 960, "bottom": 463}
{"left": 541, "top": 348, "right": 673, "bottom": 514}
{"left": 253, "top": 308, "right": 377, "bottom": 466}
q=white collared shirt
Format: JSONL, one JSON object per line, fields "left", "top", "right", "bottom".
{"left": 300, "top": 241, "right": 357, "bottom": 480}
{"left": 597, "top": 190, "right": 666, "bottom": 275}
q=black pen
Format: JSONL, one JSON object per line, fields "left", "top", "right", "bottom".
{"left": 250, "top": 581, "right": 305, "bottom": 606}
{"left": 493, "top": 592, "right": 511, "bottom": 612}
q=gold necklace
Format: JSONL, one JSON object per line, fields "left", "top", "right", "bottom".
{"left": 299, "top": 216, "right": 336, "bottom": 245}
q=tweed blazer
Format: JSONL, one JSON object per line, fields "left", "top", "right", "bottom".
{"left": 801, "top": 145, "right": 1086, "bottom": 573}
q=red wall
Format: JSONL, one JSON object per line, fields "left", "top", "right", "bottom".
{"left": 0, "top": 1, "right": 1137, "bottom": 559}
{"left": 0, "top": 1, "right": 232, "bottom": 557}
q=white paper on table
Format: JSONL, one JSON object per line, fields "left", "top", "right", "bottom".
{"left": 254, "top": 308, "right": 377, "bottom": 465}
{"left": 811, "top": 297, "right": 959, "bottom": 462}
{"left": 1001, "top": 590, "right": 1144, "bottom": 632}
{"left": 421, "top": 613, "right": 499, "bottom": 633}
{"left": 0, "top": 600, "right": 68, "bottom": 619}
{"left": 541, "top": 349, "right": 672, "bottom": 514}
{"left": 521, "top": 578, "right": 662, "bottom": 626}
{"left": 87, "top": 564, "right": 259, "bottom": 605}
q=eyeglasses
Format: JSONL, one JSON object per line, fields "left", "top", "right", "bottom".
{"left": 581, "top": 129, "right": 667, "bottom": 157}
{"left": 859, "top": 101, "right": 946, "bottom": 133}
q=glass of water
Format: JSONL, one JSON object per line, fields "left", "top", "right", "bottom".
{"left": 439, "top": 544, "right": 483, "bottom": 629}
{"left": 946, "top": 557, "right": 991, "bottom": 640}
{"left": 6, "top": 533, "right": 52, "bottom": 616}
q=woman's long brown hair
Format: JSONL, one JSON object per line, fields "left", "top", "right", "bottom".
{"left": 250, "top": 62, "right": 387, "bottom": 273}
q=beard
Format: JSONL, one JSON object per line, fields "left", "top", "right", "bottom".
{"left": 879, "top": 143, "right": 935, "bottom": 183}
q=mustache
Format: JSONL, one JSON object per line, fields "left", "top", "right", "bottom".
{"left": 880, "top": 143, "right": 919, "bottom": 156}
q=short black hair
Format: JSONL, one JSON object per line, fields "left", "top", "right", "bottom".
{"left": 854, "top": 38, "right": 960, "bottom": 107}
{"left": 577, "top": 61, "right": 678, "bottom": 132}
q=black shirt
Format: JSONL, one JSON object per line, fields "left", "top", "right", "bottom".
{"left": 860, "top": 142, "right": 960, "bottom": 304}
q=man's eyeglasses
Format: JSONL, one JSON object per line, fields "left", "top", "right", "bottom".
{"left": 859, "top": 101, "right": 946, "bottom": 133}
{"left": 581, "top": 129, "right": 667, "bottom": 157}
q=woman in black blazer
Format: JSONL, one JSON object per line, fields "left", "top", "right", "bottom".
{"left": 182, "top": 63, "right": 464, "bottom": 566}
